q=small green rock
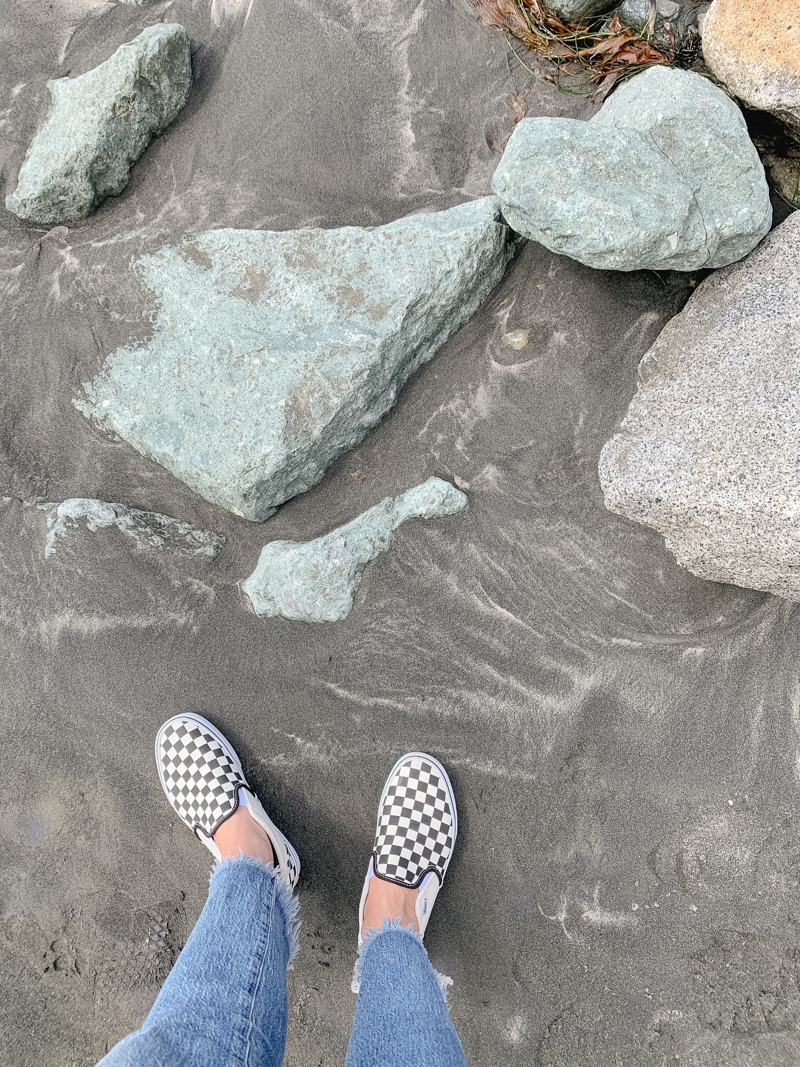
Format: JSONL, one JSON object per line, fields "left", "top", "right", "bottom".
{"left": 6, "top": 24, "right": 192, "bottom": 225}
{"left": 242, "top": 477, "right": 468, "bottom": 623}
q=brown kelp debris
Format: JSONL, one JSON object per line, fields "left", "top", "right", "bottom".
{"left": 471, "top": 0, "right": 680, "bottom": 97}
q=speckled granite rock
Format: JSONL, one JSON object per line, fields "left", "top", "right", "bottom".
{"left": 242, "top": 477, "right": 468, "bottom": 622}
{"left": 492, "top": 66, "right": 771, "bottom": 271}
{"left": 40, "top": 498, "right": 224, "bottom": 559}
{"left": 702, "top": 0, "right": 800, "bottom": 134}
{"left": 599, "top": 212, "right": 800, "bottom": 601}
{"left": 75, "top": 197, "right": 516, "bottom": 521}
{"left": 6, "top": 25, "right": 191, "bottom": 225}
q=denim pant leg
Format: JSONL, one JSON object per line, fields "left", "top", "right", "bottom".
{"left": 345, "top": 921, "right": 468, "bottom": 1067}
{"left": 98, "top": 857, "right": 300, "bottom": 1067}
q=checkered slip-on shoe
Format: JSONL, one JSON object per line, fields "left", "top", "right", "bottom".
{"left": 357, "top": 752, "right": 457, "bottom": 945}
{"left": 155, "top": 712, "right": 300, "bottom": 890}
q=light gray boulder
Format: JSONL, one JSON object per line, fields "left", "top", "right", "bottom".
{"left": 599, "top": 211, "right": 800, "bottom": 602}
{"left": 492, "top": 66, "right": 771, "bottom": 271}
{"left": 242, "top": 477, "right": 468, "bottom": 622}
{"left": 75, "top": 197, "right": 516, "bottom": 520}
{"left": 40, "top": 498, "right": 224, "bottom": 559}
{"left": 6, "top": 25, "right": 191, "bottom": 225}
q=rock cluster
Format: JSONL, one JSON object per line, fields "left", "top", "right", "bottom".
{"left": 702, "top": 0, "right": 800, "bottom": 135}
{"left": 6, "top": 25, "right": 191, "bottom": 225}
{"left": 242, "top": 477, "right": 468, "bottom": 622}
{"left": 492, "top": 66, "right": 771, "bottom": 272}
{"left": 75, "top": 198, "right": 517, "bottom": 521}
{"left": 599, "top": 212, "right": 800, "bottom": 602}
{"left": 8, "top": 6, "right": 794, "bottom": 618}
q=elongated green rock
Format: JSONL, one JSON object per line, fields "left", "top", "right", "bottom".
{"left": 75, "top": 197, "right": 516, "bottom": 520}
{"left": 242, "top": 477, "right": 468, "bottom": 622}
{"left": 40, "top": 498, "right": 224, "bottom": 560}
{"left": 6, "top": 25, "right": 191, "bottom": 225}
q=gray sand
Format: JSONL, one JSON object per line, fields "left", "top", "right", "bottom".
{"left": 2, "top": 1, "right": 799, "bottom": 1065}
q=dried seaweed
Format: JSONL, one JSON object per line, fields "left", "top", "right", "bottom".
{"left": 471, "top": 0, "right": 676, "bottom": 98}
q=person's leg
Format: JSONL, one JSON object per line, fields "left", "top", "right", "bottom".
{"left": 346, "top": 753, "right": 467, "bottom": 1067}
{"left": 97, "top": 714, "right": 301, "bottom": 1067}
{"left": 99, "top": 855, "right": 298, "bottom": 1067}
{"left": 345, "top": 921, "right": 466, "bottom": 1067}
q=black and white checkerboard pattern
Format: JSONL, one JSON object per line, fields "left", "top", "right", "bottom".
{"left": 158, "top": 718, "right": 245, "bottom": 836}
{"left": 374, "top": 757, "right": 453, "bottom": 887}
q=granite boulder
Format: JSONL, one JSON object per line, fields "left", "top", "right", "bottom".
{"left": 599, "top": 212, "right": 800, "bottom": 601}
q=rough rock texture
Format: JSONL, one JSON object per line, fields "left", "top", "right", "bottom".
{"left": 702, "top": 0, "right": 800, "bottom": 134}
{"left": 40, "top": 498, "right": 224, "bottom": 559}
{"left": 5, "top": 25, "right": 191, "bottom": 225}
{"left": 493, "top": 118, "right": 705, "bottom": 270}
{"left": 599, "top": 211, "right": 800, "bottom": 600}
{"left": 76, "top": 198, "right": 516, "bottom": 521}
{"left": 549, "top": 0, "right": 616, "bottom": 18}
{"left": 620, "top": 0, "right": 680, "bottom": 18}
{"left": 592, "top": 66, "right": 771, "bottom": 265}
{"left": 242, "top": 477, "right": 467, "bottom": 622}
{"left": 492, "top": 66, "right": 771, "bottom": 271}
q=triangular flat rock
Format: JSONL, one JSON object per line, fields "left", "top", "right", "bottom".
{"left": 75, "top": 197, "right": 515, "bottom": 520}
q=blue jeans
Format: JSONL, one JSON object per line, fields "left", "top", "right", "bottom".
{"left": 98, "top": 857, "right": 467, "bottom": 1067}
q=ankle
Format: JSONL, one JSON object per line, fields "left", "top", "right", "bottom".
{"left": 213, "top": 805, "right": 275, "bottom": 866}
{"left": 362, "top": 876, "right": 419, "bottom": 936}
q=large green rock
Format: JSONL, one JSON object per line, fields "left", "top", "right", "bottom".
{"left": 493, "top": 118, "right": 705, "bottom": 271}
{"left": 492, "top": 66, "right": 771, "bottom": 271}
{"left": 75, "top": 197, "right": 516, "bottom": 520}
{"left": 6, "top": 25, "right": 191, "bottom": 225}
{"left": 242, "top": 477, "right": 468, "bottom": 622}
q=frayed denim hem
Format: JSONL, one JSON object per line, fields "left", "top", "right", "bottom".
{"left": 351, "top": 917, "right": 453, "bottom": 1003}
{"left": 210, "top": 854, "right": 301, "bottom": 970}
